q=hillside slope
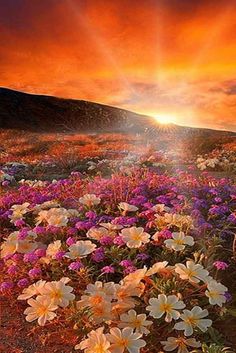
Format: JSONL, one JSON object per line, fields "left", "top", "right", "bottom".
{"left": 0, "top": 87, "right": 235, "bottom": 139}
{"left": 0, "top": 87, "right": 158, "bottom": 133}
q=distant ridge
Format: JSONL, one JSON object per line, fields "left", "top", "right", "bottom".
{"left": 0, "top": 87, "right": 235, "bottom": 137}
{"left": 0, "top": 87, "right": 158, "bottom": 133}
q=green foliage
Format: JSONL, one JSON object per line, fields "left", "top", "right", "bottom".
{"left": 193, "top": 343, "right": 235, "bottom": 353}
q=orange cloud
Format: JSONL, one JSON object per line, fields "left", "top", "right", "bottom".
{"left": 0, "top": 0, "right": 236, "bottom": 130}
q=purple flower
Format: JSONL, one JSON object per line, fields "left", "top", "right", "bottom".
{"left": 33, "top": 226, "right": 46, "bottom": 235}
{"left": 158, "top": 229, "right": 173, "bottom": 239}
{"left": 17, "top": 278, "right": 30, "bottom": 288}
{"left": 213, "top": 261, "right": 229, "bottom": 270}
{"left": 18, "top": 228, "right": 30, "bottom": 240}
{"left": 227, "top": 213, "right": 236, "bottom": 224}
{"left": 67, "top": 228, "right": 77, "bottom": 236}
{"left": 85, "top": 211, "right": 97, "bottom": 220}
{"left": 2, "top": 180, "right": 10, "bottom": 187}
{"left": 91, "top": 247, "right": 105, "bottom": 262}
{"left": 14, "top": 219, "right": 25, "bottom": 227}
{"left": 136, "top": 253, "right": 150, "bottom": 261}
{"left": 76, "top": 221, "right": 95, "bottom": 231}
{"left": 23, "top": 253, "right": 38, "bottom": 264}
{"left": 69, "top": 261, "right": 83, "bottom": 271}
{"left": 11, "top": 253, "right": 22, "bottom": 262}
{"left": 0, "top": 281, "right": 14, "bottom": 293}
{"left": 55, "top": 251, "right": 66, "bottom": 260}
{"left": 123, "top": 266, "right": 137, "bottom": 275}
{"left": 224, "top": 291, "right": 232, "bottom": 302}
{"left": 34, "top": 248, "right": 46, "bottom": 257}
{"left": 113, "top": 236, "right": 125, "bottom": 246}
{"left": 100, "top": 236, "right": 113, "bottom": 246}
{"left": 7, "top": 265, "right": 19, "bottom": 275}
{"left": 120, "top": 260, "right": 133, "bottom": 267}
{"left": 47, "top": 225, "right": 60, "bottom": 234}
{"left": 66, "top": 237, "right": 76, "bottom": 246}
{"left": 101, "top": 265, "right": 115, "bottom": 274}
{"left": 28, "top": 267, "right": 42, "bottom": 278}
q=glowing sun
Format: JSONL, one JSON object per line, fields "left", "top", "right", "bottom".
{"left": 154, "top": 114, "right": 175, "bottom": 125}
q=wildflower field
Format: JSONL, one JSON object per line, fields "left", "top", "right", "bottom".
{"left": 1, "top": 131, "right": 236, "bottom": 353}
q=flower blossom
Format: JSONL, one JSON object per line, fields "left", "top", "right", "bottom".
{"left": 24, "top": 295, "right": 58, "bottom": 326}
{"left": 75, "top": 327, "right": 111, "bottom": 353}
{"left": 119, "top": 309, "right": 152, "bottom": 335}
{"left": 205, "top": 279, "right": 227, "bottom": 307}
{"left": 79, "top": 194, "right": 101, "bottom": 207}
{"left": 106, "top": 327, "right": 146, "bottom": 353}
{"left": 164, "top": 232, "right": 194, "bottom": 251}
{"left": 121, "top": 227, "right": 150, "bottom": 248}
{"left": 161, "top": 336, "right": 201, "bottom": 353}
{"left": 147, "top": 294, "right": 185, "bottom": 322}
{"left": 174, "top": 306, "right": 212, "bottom": 336}
{"left": 175, "top": 261, "right": 209, "bottom": 283}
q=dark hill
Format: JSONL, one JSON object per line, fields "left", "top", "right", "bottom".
{"left": 0, "top": 87, "right": 235, "bottom": 140}
{"left": 0, "top": 87, "right": 158, "bottom": 133}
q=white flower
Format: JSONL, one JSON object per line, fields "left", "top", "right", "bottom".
{"left": 18, "top": 280, "right": 46, "bottom": 300}
{"left": 87, "top": 226, "right": 109, "bottom": 240}
{"left": 163, "top": 213, "right": 193, "bottom": 229}
{"left": 174, "top": 306, "right": 212, "bottom": 336}
{"left": 205, "top": 280, "right": 227, "bottom": 307}
{"left": 119, "top": 309, "right": 152, "bottom": 335}
{"left": 114, "top": 283, "right": 144, "bottom": 313}
{"left": 161, "top": 336, "right": 201, "bottom": 353}
{"left": 79, "top": 194, "right": 101, "bottom": 207}
{"left": 119, "top": 202, "right": 138, "bottom": 212}
{"left": 40, "top": 280, "right": 75, "bottom": 307}
{"left": 66, "top": 240, "right": 96, "bottom": 259}
{"left": 0, "top": 232, "right": 20, "bottom": 258}
{"left": 99, "top": 223, "right": 123, "bottom": 232}
{"left": 152, "top": 204, "right": 170, "bottom": 213}
{"left": 123, "top": 262, "right": 169, "bottom": 284}
{"left": 146, "top": 294, "right": 185, "bottom": 322}
{"left": 24, "top": 295, "right": 58, "bottom": 326}
{"left": 121, "top": 227, "right": 150, "bottom": 248}
{"left": 79, "top": 281, "right": 117, "bottom": 305}
{"left": 36, "top": 207, "right": 69, "bottom": 227}
{"left": 91, "top": 301, "right": 113, "bottom": 324}
{"left": 146, "top": 261, "right": 169, "bottom": 276}
{"left": 175, "top": 261, "right": 209, "bottom": 283}
{"left": 75, "top": 326, "right": 111, "bottom": 352}
{"left": 9, "top": 202, "right": 30, "bottom": 222}
{"left": 67, "top": 208, "right": 80, "bottom": 217}
{"left": 106, "top": 327, "right": 146, "bottom": 353}
{"left": 0, "top": 231, "right": 38, "bottom": 257}
{"left": 164, "top": 232, "right": 194, "bottom": 251}
{"left": 46, "top": 240, "right": 61, "bottom": 258}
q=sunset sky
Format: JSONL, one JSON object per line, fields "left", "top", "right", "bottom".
{"left": 1, "top": 0, "right": 236, "bottom": 131}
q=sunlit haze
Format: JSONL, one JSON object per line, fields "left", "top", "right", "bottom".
{"left": 1, "top": 0, "right": 236, "bottom": 131}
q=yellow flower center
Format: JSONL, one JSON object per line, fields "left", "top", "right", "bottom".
{"left": 174, "top": 239, "right": 184, "bottom": 245}
{"left": 176, "top": 338, "right": 187, "bottom": 347}
{"left": 119, "top": 338, "right": 129, "bottom": 347}
{"left": 90, "top": 295, "right": 104, "bottom": 305}
{"left": 134, "top": 319, "right": 142, "bottom": 328}
{"left": 160, "top": 303, "right": 172, "bottom": 313}
{"left": 37, "top": 305, "right": 49, "bottom": 316}
{"left": 186, "top": 269, "right": 196, "bottom": 278}
{"left": 94, "top": 343, "right": 106, "bottom": 353}
{"left": 131, "top": 233, "right": 142, "bottom": 241}
{"left": 51, "top": 289, "right": 62, "bottom": 300}
{"left": 208, "top": 291, "right": 219, "bottom": 299}
{"left": 186, "top": 315, "right": 198, "bottom": 325}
